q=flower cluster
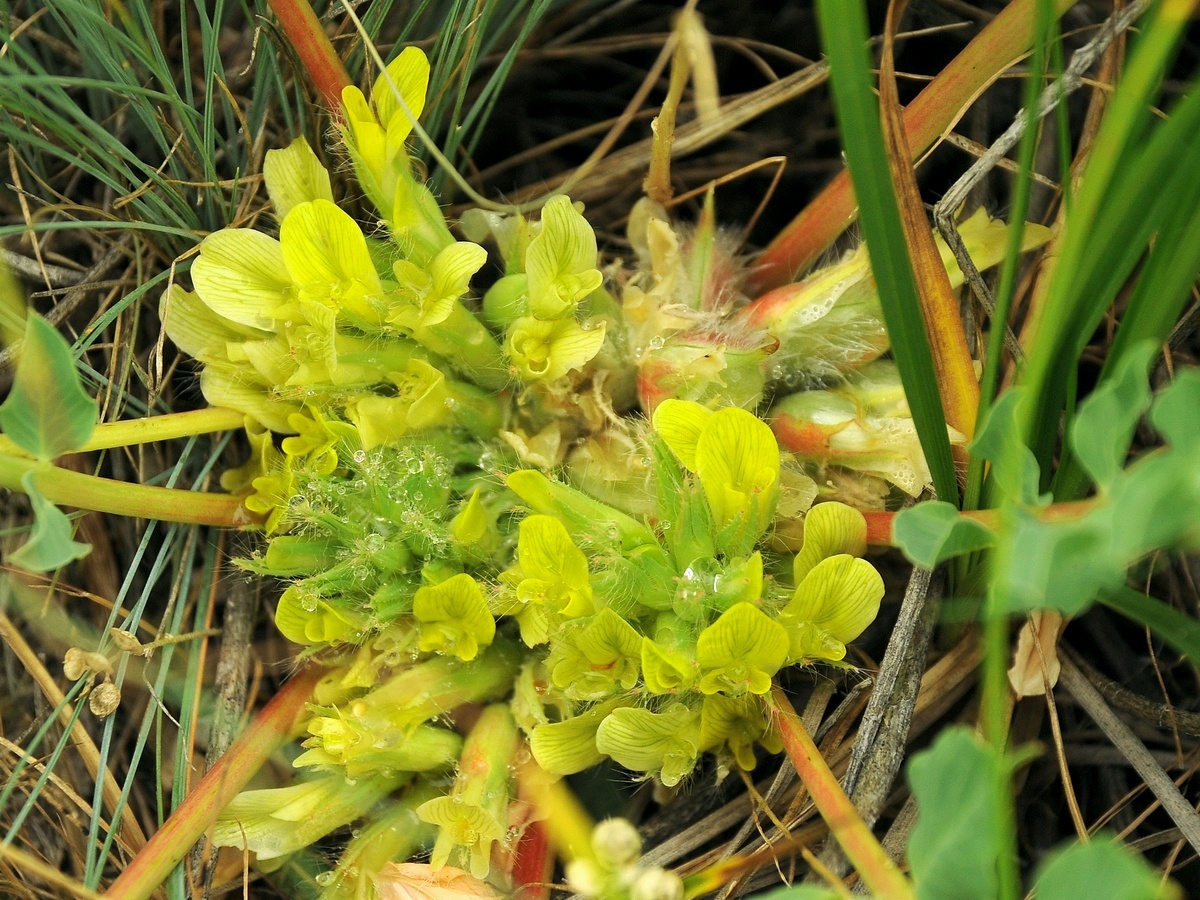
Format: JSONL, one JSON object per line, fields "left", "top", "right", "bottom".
{"left": 504, "top": 401, "right": 882, "bottom": 786}
{"left": 155, "top": 41, "right": 985, "bottom": 900}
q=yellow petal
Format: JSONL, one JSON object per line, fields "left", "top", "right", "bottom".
{"left": 373, "top": 46, "right": 431, "bottom": 139}
{"left": 793, "top": 501, "right": 868, "bottom": 583}
{"left": 263, "top": 137, "right": 333, "bottom": 220}
{"left": 785, "top": 554, "right": 883, "bottom": 644}
{"left": 652, "top": 399, "right": 713, "bottom": 471}
{"left": 191, "top": 229, "right": 291, "bottom": 329}
{"left": 280, "top": 200, "right": 381, "bottom": 294}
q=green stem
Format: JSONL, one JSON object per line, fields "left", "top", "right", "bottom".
{"left": 0, "top": 407, "right": 246, "bottom": 459}
{"left": 265, "top": 0, "right": 352, "bottom": 111}
{"left": 105, "top": 664, "right": 324, "bottom": 900}
{"left": 982, "top": 593, "right": 1018, "bottom": 900}
{"left": 0, "top": 456, "right": 252, "bottom": 528}
{"left": 770, "top": 685, "right": 914, "bottom": 899}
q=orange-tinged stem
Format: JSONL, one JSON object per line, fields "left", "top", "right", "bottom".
{"left": 769, "top": 685, "right": 913, "bottom": 899}
{"left": 748, "top": 0, "right": 1078, "bottom": 293}
{"left": 861, "top": 499, "right": 1095, "bottom": 547}
{"left": 266, "top": 0, "right": 352, "bottom": 112}
{"left": 106, "top": 664, "right": 323, "bottom": 900}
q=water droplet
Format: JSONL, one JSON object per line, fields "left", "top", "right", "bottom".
{"left": 315, "top": 872, "right": 334, "bottom": 886}
{"left": 444, "top": 397, "right": 459, "bottom": 410}
{"left": 649, "top": 336, "right": 665, "bottom": 350}
{"left": 353, "top": 449, "right": 367, "bottom": 463}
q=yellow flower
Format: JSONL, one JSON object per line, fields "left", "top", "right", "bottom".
{"left": 507, "top": 315, "right": 606, "bottom": 383}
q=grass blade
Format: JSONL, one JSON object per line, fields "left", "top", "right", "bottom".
{"left": 813, "top": 0, "right": 958, "bottom": 506}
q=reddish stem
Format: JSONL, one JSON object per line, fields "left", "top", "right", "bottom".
{"left": 862, "top": 499, "right": 1095, "bottom": 547}
{"left": 266, "top": 0, "right": 352, "bottom": 112}
{"left": 106, "top": 665, "right": 324, "bottom": 900}
{"left": 511, "top": 819, "right": 552, "bottom": 900}
{"left": 770, "top": 685, "right": 913, "bottom": 899}
{"left": 747, "top": 0, "right": 1077, "bottom": 294}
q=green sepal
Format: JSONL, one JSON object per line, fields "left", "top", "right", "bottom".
{"left": 506, "top": 469, "right": 658, "bottom": 552}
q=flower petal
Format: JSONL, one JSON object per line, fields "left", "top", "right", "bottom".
{"left": 530, "top": 697, "right": 634, "bottom": 775}
{"left": 793, "top": 501, "right": 868, "bottom": 583}
{"left": 594, "top": 705, "right": 700, "bottom": 787}
{"left": 413, "top": 574, "right": 495, "bottom": 661}
{"left": 430, "top": 241, "right": 488, "bottom": 305}
{"left": 785, "top": 554, "right": 883, "bottom": 645}
{"left": 652, "top": 399, "right": 713, "bottom": 472}
{"left": 693, "top": 407, "right": 780, "bottom": 529}
{"left": 191, "top": 229, "right": 291, "bottom": 329}
{"left": 526, "top": 195, "right": 601, "bottom": 319}
{"left": 263, "top": 137, "right": 333, "bottom": 220}
{"left": 695, "top": 602, "right": 788, "bottom": 696}
{"left": 372, "top": 46, "right": 431, "bottom": 139}
{"left": 280, "top": 199, "right": 381, "bottom": 295}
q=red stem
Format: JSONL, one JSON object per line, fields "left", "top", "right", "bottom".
{"left": 511, "top": 819, "right": 552, "bottom": 900}
{"left": 747, "top": 0, "right": 1077, "bottom": 294}
{"left": 106, "top": 665, "right": 324, "bottom": 900}
{"left": 266, "top": 0, "right": 352, "bottom": 112}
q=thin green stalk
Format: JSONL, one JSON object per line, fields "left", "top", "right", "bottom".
{"left": 965, "top": 0, "right": 1054, "bottom": 513}
{"left": 0, "top": 407, "right": 245, "bottom": 459}
{"left": 0, "top": 456, "right": 251, "bottom": 527}
{"left": 982, "top": 591, "right": 1018, "bottom": 900}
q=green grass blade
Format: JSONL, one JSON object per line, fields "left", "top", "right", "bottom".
{"left": 813, "top": 0, "right": 958, "bottom": 506}
{"left": 1016, "top": 0, "right": 1195, "bottom": 475}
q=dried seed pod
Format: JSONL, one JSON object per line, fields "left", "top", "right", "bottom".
{"left": 63, "top": 648, "right": 112, "bottom": 681}
{"left": 108, "top": 628, "right": 146, "bottom": 656}
{"left": 88, "top": 681, "right": 121, "bottom": 718}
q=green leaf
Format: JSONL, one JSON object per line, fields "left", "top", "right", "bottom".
{"left": 907, "top": 727, "right": 1004, "bottom": 900}
{"left": 894, "top": 501, "right": 995, "bottom": 568}
{"left": 1149, "top": 367, "right": 1200, "bottom": 449}
{"left": 0, "top": 310, "right": 97, "bottom": 460}
{"left": 8, "top": 471, "right": 91, "bottom": 571}
{"left": 970, "top": 389, "right": 1042, "bottom": 507}
{"left": 751, "top": 887, "right": 843, "bottom": 900}
{"left": 1069, "top": 341, "right": 1155, "bottom": 490}
{"left": 1032, "top": 836, "right": 1177, "bottom": 900}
